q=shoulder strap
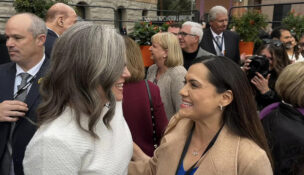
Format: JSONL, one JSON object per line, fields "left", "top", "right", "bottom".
{"left": 145, "top": 79, "right": 158, "bottom": 148}
{"left": 145, "top": 79, "right": 153, "bottom": 108}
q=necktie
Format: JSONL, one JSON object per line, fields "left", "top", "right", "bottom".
{"left": 6, "top": 73, "right": 31, "bottom": 175}
{"left": 215, "top": 35, "right": 223, "bottom": 56}
{"left": 15, "top": 73, "right": 31, "bottom": 102}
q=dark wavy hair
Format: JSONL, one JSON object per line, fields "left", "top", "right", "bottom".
{"left": 257, "top": 43, "right": 291, "bottom": 75}
{"left": 37, "top": 22, "right": 125, "bottom": 138}
{"left": 192, "top": 56, "right": 273, "bottom": 168}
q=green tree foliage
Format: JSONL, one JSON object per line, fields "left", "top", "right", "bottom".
{"left": 282, "top": 11, "right": 304, "bottom": 41}
{"left": 129, "top": 21, "right": 170, "bottom": 45}
{"left": 230, "top": 10, "right": 268, "bottom": 42}
{"left": 14, "top": 0, "right": 69, "bottom": 19}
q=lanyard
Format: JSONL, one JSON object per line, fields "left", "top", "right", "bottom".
{"left": 212, "top": 36, "right": 224, "bottom": 53}
{"left": 175, "top": 123, "right": 224, "bottom": 175}
{"left": 12, "top": 74, "right": 38, "bottom": 126}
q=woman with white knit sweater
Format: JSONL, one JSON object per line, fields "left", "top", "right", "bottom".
{"left": 147, "top": 32, "right": 187, "bottom": 120}
{"left": 23, "top": 22, "right": 133, "bottom": 175}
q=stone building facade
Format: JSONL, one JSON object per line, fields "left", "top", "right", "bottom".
{"left": 195, "top": 0, "right": 304, "bottom": 28}
{"left": 195, "top": 0, "right": 257, "bottom": 21}
{"left": 0, "top": 0, "right": 158, "bottom": 34}
{"left": 261, "top": 0, "right": 304, "bottom": 28}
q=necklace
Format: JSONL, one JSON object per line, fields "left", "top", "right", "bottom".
{"left": 192, "top": 150, "right": 199, "bottom": 156}
{"left": 191, "top": 146, "right": 204, "bottom": 156}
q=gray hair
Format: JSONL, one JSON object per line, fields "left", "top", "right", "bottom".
{"left": 19, "top": 13, "right": 47, "bottom": 38}
{"left": 38, "top": 22, "right": 126, "bottom": 137}
{"left": 208, "top": 6, "right": 228, "bottom": 22}
{"left": 182, "top": 21, "right": 203, "bottom": 42}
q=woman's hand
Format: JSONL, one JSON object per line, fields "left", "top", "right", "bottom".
{"left": 241, "top": 55, "right": 252, "bottom": 72}
{"left": 132, "top": 142, "right": 151, "bottom": 161}
{"left": 251, "top": 72, "right": 271, "bottom": 94}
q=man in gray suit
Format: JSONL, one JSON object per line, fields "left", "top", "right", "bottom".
{"left": 178, "top": 21, "right": 213, "bottom": 70}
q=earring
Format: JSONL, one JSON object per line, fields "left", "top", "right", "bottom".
{"left": 219, "top": 105, "right": 223, "bottom": 111}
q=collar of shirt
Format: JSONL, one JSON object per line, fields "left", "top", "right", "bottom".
{"left": 14, "top": 55, "right": 46, "bottom": 94}
{"left": 210, "top": 28, "right": 225, "bottom": 55}
{"left": 16, "top": 54, "right": 46, "bottom": 77}
{"left": 47, "top": 27, "right": 60, "bottom": 37}
{"left": 210, "top": 28, "right": 223, "bottom": 38}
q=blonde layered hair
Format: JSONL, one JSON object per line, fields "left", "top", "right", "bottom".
{"left": 151, "top": 32, "right": 183, "bottom": 67}
{"left": 275, "top": 62, "right": 304, "bottom": 107}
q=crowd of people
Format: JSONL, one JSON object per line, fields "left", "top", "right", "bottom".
{"left": 0, "top": 3, "right": 303, "bottom": 175}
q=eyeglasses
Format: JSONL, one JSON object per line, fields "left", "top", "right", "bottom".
{"left": 178, "top": 32, "right": 197, "bottom": 37}
{"left": 171, "top": 32, "right": 179, "bottom": 36}
{"left": 262, "top": 39, "right": 283, "bottom": 47}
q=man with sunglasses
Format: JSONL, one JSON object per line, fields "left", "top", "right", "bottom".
{"left": 178, "top": 21, "right": 213, "bottom": 70}
{"left": 200, "top": 6, "right": 240, "bottom": 64}
{"left": 271, "top": 27, "right": 304, "bottom": 62}
{"left": 0, "top": 13, "right": 49, "bottom": 175}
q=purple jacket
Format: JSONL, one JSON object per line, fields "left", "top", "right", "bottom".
{"left": 260, "top": 102, "right": 304, "bottom": 119}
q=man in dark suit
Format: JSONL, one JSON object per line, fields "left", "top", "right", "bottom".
{"left": 200, "top": 5, "right": 240, "bottom": 64}
{"left": 0, "top": 13, "right": 48, "bottom": 175}
{"left": 45, "top": 3, "right": 77, "bottom": 58}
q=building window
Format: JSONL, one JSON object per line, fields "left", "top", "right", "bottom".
{"left": 76, "top": 2, "right": 89, "bottom": 20}
{"left": 142, "top": 9, "right": 148, "bottom": 17}
{"left": 116, "top": 6, "right": 126, "bottom": 34}
{"left": 272, "top": 4, "right": 291, "bottom": 29}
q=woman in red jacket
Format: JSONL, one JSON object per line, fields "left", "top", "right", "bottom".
{"left": 122, "top": 36, "right": 168, "bottom": 156}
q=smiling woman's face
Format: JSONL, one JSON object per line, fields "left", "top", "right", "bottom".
{"left": 112, "top": 66, "right": 131, "bottom": 101}
{"left": 178, "top": 63, "right": 223, "bottom": 121}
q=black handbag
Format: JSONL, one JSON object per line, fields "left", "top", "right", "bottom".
{"left": 144, "top": 79, "right": 158, "bottom": 148}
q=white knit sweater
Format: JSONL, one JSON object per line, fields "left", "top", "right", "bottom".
{"left": 23, "top": 102, "right": 133, "bottom": 175}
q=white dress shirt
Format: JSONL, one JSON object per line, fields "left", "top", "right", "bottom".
{"left": 14, "top": 55, "right": 45, "bottom": 94}
{"left": 210, "top": 28, "right": 225, "bottom": 56}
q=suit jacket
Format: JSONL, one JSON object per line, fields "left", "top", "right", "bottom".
{"left": 200, "top": 28, "right": 240, "bottom": 64}
{"left": 0, "top": 58, "right": 49, "bottom": 175}
{"left": 129, "top": 115, "right": 273, "bottom": 175}
{"left": 45, "top": 29, "right": 58, "bottom": 59}
{"left": 182, "top": 47, "right": 213, "bottom": 70}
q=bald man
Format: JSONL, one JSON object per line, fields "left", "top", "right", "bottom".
{"left": 45, "top": 3, "right": 77, "bottom": 58}
{"left": 0, "top": 13, "right": 48, "bottom": 175}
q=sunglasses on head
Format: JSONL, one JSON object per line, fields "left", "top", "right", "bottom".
{"left": 262, "top": 39, "right": 283, "bottom": 47}
{"left": 298, "top": 42, "right": 304, "bottom": 48}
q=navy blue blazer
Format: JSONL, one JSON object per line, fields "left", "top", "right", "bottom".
{"left": 200, "top": 28, "right": 240, "bottom": 65}
{"left": 0, "top": 58, "right": 49, "bottom": 175}
{"left": 45, "top": 29, "right": 58, "bottom": 59}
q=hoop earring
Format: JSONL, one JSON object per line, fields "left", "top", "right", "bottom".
{"left": 219, "top": 105, "right": 223, "bottom": 111}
